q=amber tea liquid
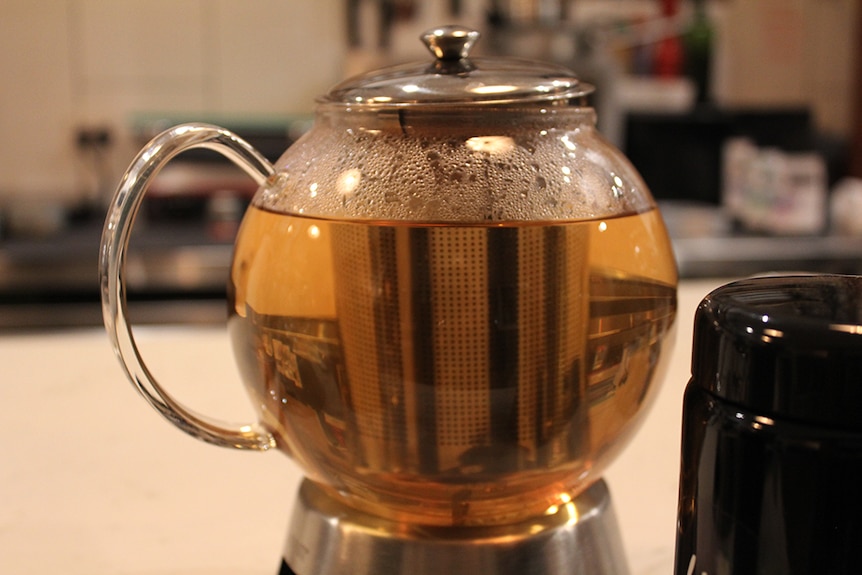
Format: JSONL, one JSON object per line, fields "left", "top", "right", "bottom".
{"left": 229, "top": 205, "right": 676, "bottom": 526}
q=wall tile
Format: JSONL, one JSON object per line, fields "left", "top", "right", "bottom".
{"left": 802, "top": 0, "right": 858, "bottom": 135}
{"left": 0, "top": 1, "right": 77, "bottom": 198}
{"left": 78, "top": 0, "right": 206, "bottom": 82}
{"left": 211, "top": 0, "right": 345, "bottom": 114}
{"left": 76, "top": 0, "right": 208, "bottom": 122}
{"left": 719, "top": 0, "right": 808, "bottom": 106}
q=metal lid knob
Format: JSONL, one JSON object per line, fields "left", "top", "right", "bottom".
{"left": 421, "top": 25, "right": 480, "bottom": 61}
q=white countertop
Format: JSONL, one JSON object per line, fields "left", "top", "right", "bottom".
{"left": 0, "top": 279, "right": 729, "bottom": 575}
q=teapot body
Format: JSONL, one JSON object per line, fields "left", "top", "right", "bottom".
{"left": 227, "top": 105, "right": 677, "bottom": 527}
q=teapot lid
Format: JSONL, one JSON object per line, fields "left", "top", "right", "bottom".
{"left": 319, "top": 25, "right": 593, "bottom": 107}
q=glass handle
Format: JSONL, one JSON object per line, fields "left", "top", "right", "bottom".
{"left": 99, "top": 123, "right": 277, "bottom": 450}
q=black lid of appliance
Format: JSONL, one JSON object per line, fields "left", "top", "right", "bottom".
{"left": 692, "top": 274, "right": 862, "bottom": 431}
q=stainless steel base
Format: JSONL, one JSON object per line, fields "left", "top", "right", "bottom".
{"left": 283, "top": 478, "right": 630, "bottom": 575}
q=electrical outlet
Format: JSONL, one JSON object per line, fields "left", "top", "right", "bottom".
{"left": 76, "top": 126, "right": 112, "bottom": 150}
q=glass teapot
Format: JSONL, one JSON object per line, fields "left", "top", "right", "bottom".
{"left": 101, "top": 26, "right": 677, "bottom": 529}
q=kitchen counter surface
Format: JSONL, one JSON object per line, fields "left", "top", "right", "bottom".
{"left": 1, "top": 278, "right": 729, "bottom": 575}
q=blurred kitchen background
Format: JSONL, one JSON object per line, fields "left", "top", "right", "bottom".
{"left": 1, "top": 0, "right": 861, "bottom": 330}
